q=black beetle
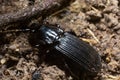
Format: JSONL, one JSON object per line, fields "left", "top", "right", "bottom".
{"left": 29, "top": 24, "right": 102, "bottom": 78}
{"left": 1, "top": 23, "right": 101, "bottom": 79}
{"left": 0, "top": 23, "right": 101, "bottom": 79}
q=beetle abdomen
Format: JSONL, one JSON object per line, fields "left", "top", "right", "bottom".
{"left": 55, "top": 32, "right": 101, "bottom": 74}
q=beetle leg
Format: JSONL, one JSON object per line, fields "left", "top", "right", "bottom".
{"left": 64, "top": 60, "right": 80, "bottom": 80}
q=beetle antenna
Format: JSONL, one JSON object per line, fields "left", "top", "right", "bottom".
{"left": 0, "top": 28, "right": 31, "bottom": 34}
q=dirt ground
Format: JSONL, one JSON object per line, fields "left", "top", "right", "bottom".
{"left": 0, "top": 0, "right": 120, "bottom": 80}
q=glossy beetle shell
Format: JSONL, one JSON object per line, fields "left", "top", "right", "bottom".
{"left": 32, "top": 25, "right": 101, "bottom": 76}
{"left": 55, "top": 32, "right": 101, "bottom": 74}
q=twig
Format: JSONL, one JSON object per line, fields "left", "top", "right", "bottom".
{"left": 0, "top": 0, "right": 74, "bottom": 29}
{"left": 87, "top": 28, "right": 100, "bottom": 43}
{"left": 81, "top": 38, "right": 98, "bottom": 44}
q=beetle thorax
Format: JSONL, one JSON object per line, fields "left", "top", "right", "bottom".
{"left": 39, "top": 25, "right": 63, "bottom": 44}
